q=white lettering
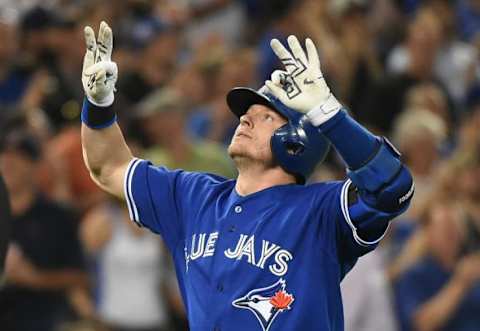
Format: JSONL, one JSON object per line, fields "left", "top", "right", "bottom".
{"left": 399, "top": 182, "right": 415, "bottom": 204}
{"left": 238, "top": 235, "right": 256, "bottom": 264}
{"left": 190, "top": 233, "right": 206, "bottom": 260}
{"left": 203, "top": 232, "right": 219, "bottom": 257}
{"left": 256, "top": 240, "right": 280, "bottom": 269}
{"left": 269, "top": 250, "right": 293, "bottom": 276}
{"left": 225, "top": 234, "right": 248, "bottom": 259}
{"left": 184, "top": 245, "right": 190, "bottom": 272}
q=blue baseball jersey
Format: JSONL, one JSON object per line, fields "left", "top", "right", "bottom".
{"left": 124, "top": 158, "right": 390, "bottom": 331}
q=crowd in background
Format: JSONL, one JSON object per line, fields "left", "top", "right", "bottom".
{"left": 0, "top": 0, "right": 479, "bottom": 330}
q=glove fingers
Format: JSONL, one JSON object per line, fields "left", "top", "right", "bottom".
{"left": 265, "top": 80, "right": 287, "bottom": 101}
{"left": 287, "top": 35, "right": 307, "bottom": 65}
{"left": 99, "top": 21, "right": 112, "bottom": 60}
{"left": 270, "top": 39, "right": 296, "bottom": 74}
{"left": 105, "top": 61, "right": 118, "bottom": 78}
{"left": 83, "top": 26, "right": 96, "bottom": 70}
{"left": 84, "top": 61, "right": 117, "bottom": 76}
{"left": 102, "top": 24, "right": 113, "bottom": 61}
{"left": 95, "top": 21, "right": 108, "bottom": 62}
{"left": 305, "top": 38, "right": 321, "bottom": 73}
{"left": 84, "top": 62, "right": 102, "bottom": 76}
{"left": 94, "top": 68, "right": 107, "bottom": 92}
{"left": 270, "top": 69, "right": 288, "bottom": 85}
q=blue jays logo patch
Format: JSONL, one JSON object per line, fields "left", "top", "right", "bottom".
{"left": 232, "top": 279, "right": 294, "bottom": 331}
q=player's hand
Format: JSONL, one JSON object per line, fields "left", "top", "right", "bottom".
{"left": 82, "top": 21, "right": 117, "bottom": 107}
{"left": 265, "top": 35, "right": 342, "bottom": 126}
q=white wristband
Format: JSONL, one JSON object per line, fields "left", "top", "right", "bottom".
{"left": 306, "top": 93, "right": 342, "bottom": 126}
{"left": 86, "top": 92, "right": 114, "bottom": 107}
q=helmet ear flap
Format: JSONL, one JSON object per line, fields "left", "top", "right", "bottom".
{"left": 285, "top": 140, "right": 305, "bottom": 156}
{"left": 271, "top": 119, "right": 330, "bottom": 184}
{"left": 275, "top": 123, "right": 305, "bottom": 156}
{"left": 271, "top": 122, "right": 305, "bottom": 173}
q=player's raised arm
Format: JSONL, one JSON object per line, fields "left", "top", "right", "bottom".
{"left": 266, "top": 36, "right": 414, "bottom": 245}
{"left": 80, "top": 22, "right": 133, "bottom": 198}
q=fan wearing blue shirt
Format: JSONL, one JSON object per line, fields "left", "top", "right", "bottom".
{"left": 80, "top": 21, "right": 414, "bottom": 331}
{"left": 395, "top": 200, "right": 480, "bottom": 331}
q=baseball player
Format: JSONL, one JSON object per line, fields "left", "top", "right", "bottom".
{"left": 81, "top": 22, "right": 414, "bottom": 331}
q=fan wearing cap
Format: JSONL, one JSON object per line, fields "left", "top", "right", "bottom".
{"left": 81, "top": 22, "right": 414, "bottom": 331}
{"left": 0, "top": 131, "right": 88, "bottom": 330}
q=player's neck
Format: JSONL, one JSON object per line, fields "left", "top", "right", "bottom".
{"left": 235, "top": 167, "right": 295, "bottom": 196}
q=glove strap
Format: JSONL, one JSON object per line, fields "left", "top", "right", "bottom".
{"left": 306, "top": 93, "right": 342, "bottom": 126}
{"left": 81, "top": 97, "right": 117, "bottom": 129}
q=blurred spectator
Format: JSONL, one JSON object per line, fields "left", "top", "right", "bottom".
{"left": 0, "top": 171, "right": 11, "bottom": 275}
{"left": 180, "top": 0, "right": 246, "bottom": 48}
{"left": 404, "top": 83, "right": 450, "bottom": 125}
{"left": 326, "top": 0, "right": 382, "bottom": 116}
{"left": 363, "top": 7, "right": 447, "bottom": 134}
{"left": 0, "top": 21, "right": 30, "bottom": 109}
{"left": 81, "top": 199, "right": 175, "bottom": 331}
{"left": 15, "top": 6, "right": 85, "bottom": 130}
{"left": 116, "top": 0, "right": 166, "bottom": 51}
{"left": 395, "top": 199, "right": 480, "bottom": 331}
{"left": 135, "top": 87, "right": 236, "bottom": 178}
{"left": 437, "top": 145, "right": 480, "bottom": 224}
{"left": 0, "top": 130, "right": 88, "bottom": 331}
{"left": 388, "top": 2, "right": 478, "bottom": 108}
{"left": 392, "top": 108, "right": 447, "bottom": 219}
{"left": 457, "top": 0, "right": 480, "bottom": 42}
{"left": 341, "top": 246, "right": 398, "bottom": 331}
{"left": 38, "top": 124, "right": 105, "bottom": 213}
{"left": 117, "top": 29, "right": 181, "bottom": 105}
{"left": 187, "top": 47, "right": 256, "bottom": 144}
{"left": 255, "top": 0, "right": 300, "bottom": 81}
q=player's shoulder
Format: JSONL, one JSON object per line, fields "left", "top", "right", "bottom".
{"left": 278, "top": 180, "right": 347, "bottom": 204}
{"left": 131, "top": 158, "right": 235, "bottom": 195}
{"left": 178, "top": 169, "right": 234, "bottom": 188}
{"left": 299, "top": 180, "right": 346, "bottom": 197}
{"left": 137, "top": 158, "right": 230, "bottom": 183}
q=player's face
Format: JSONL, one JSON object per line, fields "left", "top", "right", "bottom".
{"left": 228, "top": 104, "right": 287, "bottom": 166}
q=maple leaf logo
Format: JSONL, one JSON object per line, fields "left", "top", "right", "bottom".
{"left": 269, "top": 290, "right": 294, "bottom": 310}
{"left": 232, "top": 279, "right": 295, "bottom": 331}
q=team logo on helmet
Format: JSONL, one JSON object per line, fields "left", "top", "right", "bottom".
{"left": 232, "top": 278, "right": 294, "bottom": 331}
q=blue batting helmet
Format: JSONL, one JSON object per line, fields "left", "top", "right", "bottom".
{"left": 226, "top": 87, "right": 330, "bottom": 184}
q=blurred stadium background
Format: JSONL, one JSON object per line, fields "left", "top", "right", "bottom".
{"left": 0, "top": 0, "right": 480, "bottom": 330}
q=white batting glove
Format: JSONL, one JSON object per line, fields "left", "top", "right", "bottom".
{"left": 82, "top": 21, "right": 117, "bottom": 107}
{"left": 265, "top": 35, "right": 342, "bottom": 126}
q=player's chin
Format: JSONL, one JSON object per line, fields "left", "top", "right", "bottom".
{"left": 227, "top": 141, "right": 242, "bottom": 158}
{"left": 228, "top": 140, "right": 251, "bottom": 159}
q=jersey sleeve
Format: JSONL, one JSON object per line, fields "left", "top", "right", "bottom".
{"left": 338, "top": 179, "right": 390, "bottom": 253}
{"left": 123, "top": 158, "right": 188, "bottom": 251}
{"left": 319, "top": 180, "right": 391, "bottom": 277}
